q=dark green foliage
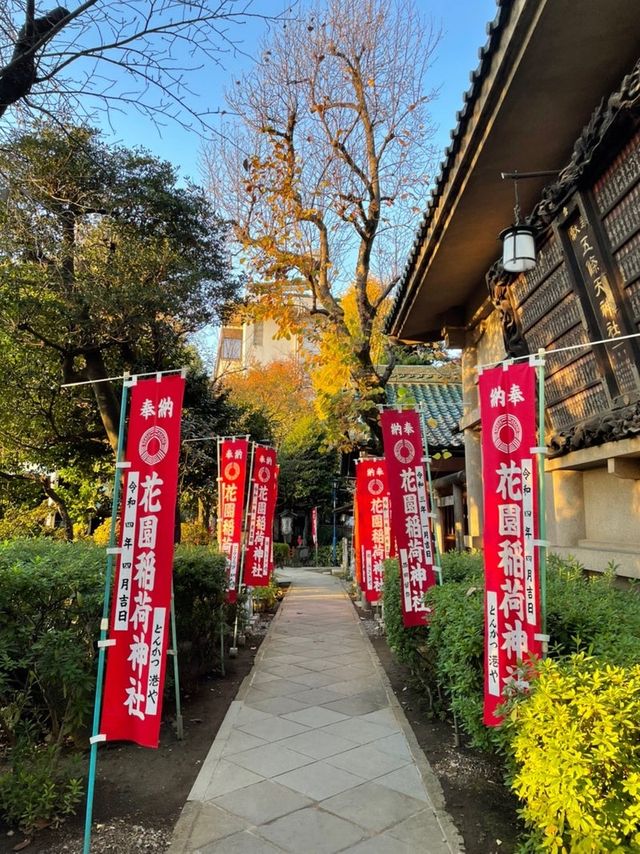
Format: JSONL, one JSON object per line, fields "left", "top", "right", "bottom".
{"left": 172, "top": 546, "right": 229, "bottom": 684}
{"left": 382, "top": 550, "right": 640, "bottom": 754}
{"left": 0, "top": 540, "right": 232, "bottom": 830}
{"left": 273, "top": 542, "right": 290, "bottom": 567}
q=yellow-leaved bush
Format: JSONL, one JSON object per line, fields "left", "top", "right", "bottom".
{"left": 505, "top": 654, "right": 640, "bottom": 853}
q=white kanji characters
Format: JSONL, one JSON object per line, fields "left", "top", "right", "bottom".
{"left": 130, "top": 590, "right": 153, "bottom": 633}
{"left": 405, "top": 515, "right": 422, "bottom": 539}
{"left": 498, "top": 504, "right": 521, "bottom": 537}
{"left": 157, "top": 396, "right": 174, "bottom": 418}
{"left": 411, "top": 593, "right": 428, "bottom": 612}
{"left": 400, "top": 468, "right": 417, "bottom": 493}
{"left": 498, "top": 539, "right": 524, "bottom": 578}
{"left": 140, "top": 399, "right": 155, "bottom": 419}
{"left": 499, "top": 577, "right": 524, "bottom": 620}
{"left": 124, "top": 677, "right": 145, "bottom": 719}
{"left": 134, "top": 551, "right": 157, "bottom": 591}
{"left": 496, "top": 462, "right": 522, "bottom": 501}
{"left": 390, "top": 423, "right": 402, "bottom": 436}
{"left": 403, "top": 422, "right": 414, "bottom": 435}
{"left": 410, "top": 566, "right": 427, "bottom": 585}
{"left": 508, "top": 384, "right": 525, "bottom": 405}
{"left": 490, "top": 387, "right": 505, "bottom": 408}
{"left": 127, "top": 631, "right": 149, "bottom": 677}
{"left": 234, "top": 449, "right": 243, "bottom": 460}
{"left": 138, "top": 515, "right": 158, "bottom": 549}
{"left": 223, "top": 483, "right": 238, "bottom": 502}
{"left": 501, "top": 620, "right": 528, "bottom": 660}
{"left": 403, "top": 493, "right": 418, "bottom": 514}
{"left": 139, "top": 472, "right": 163, "bottom": 512}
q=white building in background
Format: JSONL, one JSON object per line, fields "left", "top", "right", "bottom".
{"left": 213, "top": 317, "right": 305, "bottom": 380}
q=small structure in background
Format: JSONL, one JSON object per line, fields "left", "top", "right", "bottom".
{"left": 385, "top": 363, "right": 466, "bottom": 551}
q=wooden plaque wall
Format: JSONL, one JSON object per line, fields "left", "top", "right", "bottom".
{"left": 508, "top": 127, "right": 640, "bottom": 435}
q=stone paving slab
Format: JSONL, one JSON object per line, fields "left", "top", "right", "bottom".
{"left": 168, "top": 568, "right": 463, "bottom": 854}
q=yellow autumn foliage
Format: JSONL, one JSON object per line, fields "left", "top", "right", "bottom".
{"left": 507, "top": 654, "right": 640, "bottom": 852}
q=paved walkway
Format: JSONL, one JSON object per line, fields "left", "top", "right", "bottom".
{"left": 168, "top": 569, "right": 463, "bottom": 854}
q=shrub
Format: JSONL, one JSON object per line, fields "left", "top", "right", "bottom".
{"left": 180, "top": 521, "right": 211, "bottom": 545}
{"left": 503, "top": 654, "right": 640, "bottom": 852}
{"left": 252, "top": 574, "right": 279, "bottom": 611}
{"left": 382, "top": 559, "right": 430, "bottom": 683}
{"left": 273, "top": 542, "right": 290, "bottom": 567}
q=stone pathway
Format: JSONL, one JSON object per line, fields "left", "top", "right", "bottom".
{"left": 168, "top": 569, "right": 463, "bottom": 854}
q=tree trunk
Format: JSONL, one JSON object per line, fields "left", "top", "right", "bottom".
{"left": 41, "top": 478, "right": 74, "bottom": 542}
{"left": 84, "top": 349, "right": 121, "bottom": 452}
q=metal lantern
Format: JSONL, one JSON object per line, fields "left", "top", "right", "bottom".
{"left": 500, "top": 224, "right": 536, "bottom": 273}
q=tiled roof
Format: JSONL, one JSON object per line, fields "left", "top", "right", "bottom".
{"left": 384, "top": 0, "right": 510, "bottom": 335}
{"left": 384, "top": 365, "right": 464, "bottom": 450}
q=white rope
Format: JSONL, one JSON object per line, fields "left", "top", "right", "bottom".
{"left": 476, "top": 330, "right": 640, "bottom": 372}
{"left": 61, "top": 367, "right": 187, "bottom": 389}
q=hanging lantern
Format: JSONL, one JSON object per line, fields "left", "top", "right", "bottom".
{"left": 500, "top": 224, "right": 536, "bottom": 273}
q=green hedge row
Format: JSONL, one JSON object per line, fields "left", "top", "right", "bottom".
{"left": 383, "top": 551, "right": 640, "bottom": 849}
{"left": 0, "top": 539, "right": 229, "bottom": 831}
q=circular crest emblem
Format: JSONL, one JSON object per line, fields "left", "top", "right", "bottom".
{"left": 224, "top": 461, "right": 241, "bottom": 481}
{"left": 393, "top": 438, "right": 415, "bottom": 464}
{"left": 138, "top": 425, "right": 169, "bottom": 465}
{"left": 368, "top": 478, "right": 384, "bottom": 496}
{"left": 257, "top": 465, "right": 271, "bottom": 483}
{"left": 491, "top": 413, "right": 523, "bottom": 454}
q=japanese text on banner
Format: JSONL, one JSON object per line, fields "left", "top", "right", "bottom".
{"left": 479, "top": 363, "right": 542, "bottom": 726}
{"left": 380, "top": 409, "right": 436, "bottom": 627}
{"left": 101, "top": 374, "right": 185, "bottom": 749}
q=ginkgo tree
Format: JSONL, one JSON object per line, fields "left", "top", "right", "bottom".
{"left": 206, "top": 0, "right": 439, "bottom": 448}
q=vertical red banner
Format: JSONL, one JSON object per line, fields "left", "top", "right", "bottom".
{"left": 354, "top": 459, "right": 393, "bottom": 603}
{"left": 268, "top": 464, "right": 279, "bottom": 576}
{"left": 311, "top": 506, "right": 318, "bottom": 547}
{"left": 479, "top": 362, "right": 542, "bottom": 726}
{"left": 381, "top": 409, "right": 436, "bottom": 627}
{"left": 243, "top": 445, "right": 278, "bottom": 586}
{"left": 101, "top": 374, "right": 185, "bottom": 748}
{"left": 218, "top": 438, "right": 249, "bottom": 603}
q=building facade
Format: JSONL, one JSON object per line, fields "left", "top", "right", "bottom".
{"left": 386, "top": 0, "right": 640, "bottom": 577}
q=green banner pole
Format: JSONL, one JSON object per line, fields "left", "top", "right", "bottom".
{"left": 169, "top": 582, "right": 184, "bottom": 740}
{"left": 82, "top": 374, "right": 131, "bottom": 854}
{"left": 535, "top": 349, "right": 549, "bottom": 653}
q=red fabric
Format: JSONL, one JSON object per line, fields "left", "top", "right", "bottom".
{"left": 101, "top": 374, "right": 185, "bottom": 748}
{"left": 218, "top": 438, "right": 249, "bottom": 603}
{"left": 311, "top": 507, "right": 318, "bottom": 547}
{"left": 243, "top": 446, "right": 278, "bottom": 586}
{"left": 479, "top": 363, "right": 542, "bottom": 726}
{"left": 380, "top": 410, "right": 436, "bottom": 627}
{"left": 354, "top": 459, "right": 393, "bottom": 603}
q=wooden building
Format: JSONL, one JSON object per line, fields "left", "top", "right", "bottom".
{"left": 386, "top": 0, "right": 640, "bottom": 577}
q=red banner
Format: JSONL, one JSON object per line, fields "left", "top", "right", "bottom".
{"left": 479, "top": 362, "right": 542, "bottom": 726}
{"left": 218, "top": 438, "right": 249, "bottom": 603}
{"left": 101, "top": 374, "right": 185, "bottom": 748}
{"left": 381, "top": 409, "right": 437, "bottom": 627}
{"left": 311, "top": 506, "right": 318, "bottom": 547}
{"left": 354, "top": 459, "right": 393, "bottom": 602}
{"left": 243, "top": 445, "right": 278, "bottom": 586}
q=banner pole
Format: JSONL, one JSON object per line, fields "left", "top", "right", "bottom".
{"left": 536, "top": 349, "right": 548, "bottom": 651}
{"left": 83, "top": 375, "right": 131, "bottom": 854}
{"left": 419, "top": 414, "right": 443, "bottom": 585}
{"left": 215, "top": 438, "right": 226, "bottom": 673}
{"left": 169, "top": 582, "right": 184, "bottom": 740}
{"left": 232, "top": 439, "right": 255, "bottom": 655}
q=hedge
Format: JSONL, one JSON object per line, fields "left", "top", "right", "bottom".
{"left": 383, "top": 550, "right": 640, "bottom": 849}
{"left": 0, "top": 539, "right": 229, "bottom": 831}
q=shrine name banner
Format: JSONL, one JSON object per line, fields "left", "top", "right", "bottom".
{"left": 354, "top": 458, "right": 393, "bottom": 603}
{"left": 311, "top": 506, "right": 318, "bottom": 548}
{"left": 218, "top": 438, "right": 250, "bottom": 602}
{"left": 243, "top": 445, "right": 278, "bottom": 586}
{"left": 101, "top": 374, "right": 185, "bottom": 748}
{"left": 479, "top": 362, "right": 542, "bottom": 726}
{"left": 380, "top": 409, "right": 436, "bottom": 627}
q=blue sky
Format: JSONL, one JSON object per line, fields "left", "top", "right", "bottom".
{"left": 97, "top": 0, "right": 497, "bottom": 184}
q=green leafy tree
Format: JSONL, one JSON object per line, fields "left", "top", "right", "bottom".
{"left": 0, "top": 124, "right": 238, "bottom": 452}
